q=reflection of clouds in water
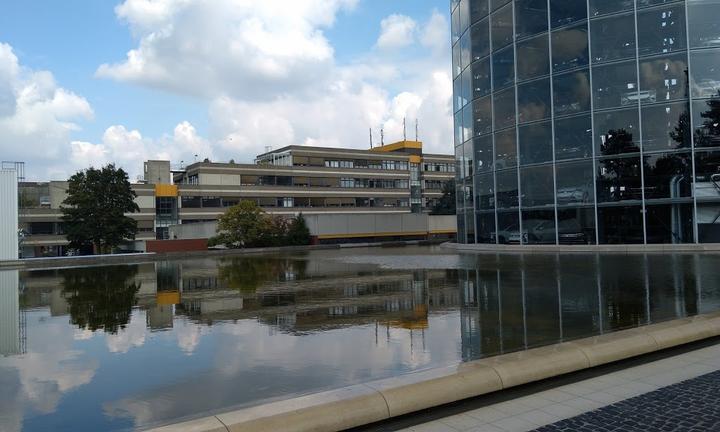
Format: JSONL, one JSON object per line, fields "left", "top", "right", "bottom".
{"left": 74, "top": 328, "right": 95, "bottom": 341}
{"left": 175, "top": 319, "right": 211, "bottom": 355}
{"left": 0, "top": 311, "right": 99, "bottom": 432}
{"left": 333, "top": 254, "right": 464, "bottom": 270}
{"left": 106, "top": 310, "right": 147, "bottom": 354}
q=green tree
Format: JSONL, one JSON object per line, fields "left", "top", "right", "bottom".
{"left": 61, "top": 164, "right": 139, "bottom": 254}
{"left": 431, "top": 179, "right": 456, "bottom": 215}
{"left": 211, "top": 200, "right": 267, "bottom": 248}
{"left": 286, "top": 213, "right": 312, "bottom": 246}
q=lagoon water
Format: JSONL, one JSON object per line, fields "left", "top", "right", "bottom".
{"left": 2, "top": 246, "right": 720, "bottom": 431}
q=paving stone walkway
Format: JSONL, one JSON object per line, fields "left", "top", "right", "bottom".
{"left": 534, "top": 370, "right": 720, "bottom": 432}
{"left": 394, "top": 342, "right": 720, "bottom": 432}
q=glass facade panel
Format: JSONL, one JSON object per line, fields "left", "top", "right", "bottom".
{"left": 555, "top": 114, "right": 593, "bottom": 160}
{"left": 550, "top": 0, "right": 587, "bottom": 29}
{"left": 471, "top": 18, "right": 490, "bottom": 62}
{"left": 597, "top": 156, "right": 643, "bottom": 202}
{"left": 556, "top": 160, "right": 595, "bottom": 206}
{"left": 642, "top": 102, "right": 691, "bottom": 152}
{"left": 637, "top": 4, "right": 686, "bottom": 57}
{"left": 495, "top": 128, "right": 518, "bottom": 169}
{"left": 452, "top": 0, "right": 720, "bottom": 246}
{"left": 518, "top": 78, "right": 551, "bottom": 123}
{"left": 521, "top": 164, "right": 555, "bottom": 207}
{"left": 493, "top": 86, "right": 516, "bottom": 130}
{"left": 473, "top": 95, "right": 493, "bottom": 137}
{"left": 553, "top": 69, "right": 591, "bottom": 116}
{"left": 590, "top": 13, "right": 636, "bottom": 63}
{"left": 551, "top": 23, "right": 589, "bottom": 72}
{"left": 493, "top": 46, "right": 515, "bottom": 90}
{"left": 592, "top": 60, "right": 638, "bottom": 110}
{"left": 522, "top": 210, "right": 557, "bottom": 244}
{"left": 491, "top": 4, "right": 514, "bottom": 51}
{"left": 517, "top": 34, "right": 550, "bottom": 81}
{"left": 643, "top": 152, "right": 693, "bottom": 200}
{"left": 519, "top": 121, "right": 553, "bottom": 165}
{"left": 515, "top": 0, "right": 548, "bottom": 40}
{"left": 496, "top": 169, "right": 519, "bottom": 208}
{"left": 594, "top": 108, "right": 640, "bottom": 156}
{"left": 687, "top": 0, "right": 720, "bottom": 49}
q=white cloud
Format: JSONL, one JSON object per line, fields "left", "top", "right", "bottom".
{"left": 420, "top": 10, "right": 449, "bottom": 53}
{"left": 376, "top": 14, "right": 417, "bottom": 50}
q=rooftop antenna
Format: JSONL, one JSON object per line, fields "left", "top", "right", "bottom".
{"left": 403, "top": 117, "right": 407, "bottom": 141}
{"left": 415, "top": 119, "right": 419, "bottom": 141}
{"left": 369, "top": 127, "right": 374, "bottom": 149}
{"left": 380, "top": 128, "right": 384, "bottom": 146}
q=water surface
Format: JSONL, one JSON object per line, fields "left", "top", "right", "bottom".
{"left": 1, "top": 246, "right": 720, "bottom": 431}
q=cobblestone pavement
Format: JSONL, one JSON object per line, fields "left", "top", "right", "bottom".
{"left": 534, "top": 371, "right": 720, "bottom": 432}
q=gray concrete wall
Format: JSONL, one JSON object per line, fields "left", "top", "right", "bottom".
{"left": 0, "top": 170, "right": 18, "bottom": 260}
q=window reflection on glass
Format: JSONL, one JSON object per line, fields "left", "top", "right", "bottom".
{"left": 517, "top": 34, "right": 550, "bottom": 81}
{"left": 473, "top": 95, "right": 493, "bottom": 136}
{"left": 476, "top": 211, "right": 497, "bottom": 244}
{"left": 550, "top": 0, "right": 587, "bottom": 29}
{"left": 693, "top": 96, "right": 720, "bottom": 148}
{"left": 471, "top": 18, "right": 490, "bottom": 62}
{"left": 596, "top": 157, "right": 643, "bottom": 202}
{"left": 455, "top": 114, "right": 463, "bottom": 146}
{"left": 462, "top": 67, "right": 473, "bottom": 107}
{"left": 519, "top": 121, "right": 553, "bottom": 165}
{"left": 551, "top": 23, "right": 589, "bottom": 72}
{"left": 645, "top": 204, "right": 694, "bottom": 244}
{"left": 558, "top": 207, "right": 596, "bottom": 244}
{"left": 637, "top": 4, "right": 686, "bottom": 57}
{"left": 461, "top": 31, "right": 472, "bottom": 70}
{"left": 590, "top": 13, "right": 636, "bottom": 63}
{"left": 459, "top": 0, "right": 471, "bottom": 35}
{"left": 495, "top": 210, "right": 521, "bottom": 244}
{"left": 597, "top": 206, "right": 644, "bottom": 244}
{"left": 453, "top": 42, "right": 462, "bottom": 78}
{"left": 452, "top": 6, "right": 461, "bottom": 44}
{"left": 493, "top": 46, "right": 515, "bottom": 89}
{"left": 690, "top": 49, "right": 720, "bottom": 98}
{"left": 463, "top": 105, "right": 474, "bottom": 142}
{"left": 496, "top": 169, "right": 520, "bottom": 208}
{"left": 522, "top": 209, "right": 557, "bottom": 244}
{"left": 698, "top": 203, "right": 720, "bottom": 243}
{"left": 471, "top": 0, "right": 490, "bottom": 25}
{"left": 464, "top": 140, "right": 475, "bottom": 179}
{"left": 687, "top": 0, "right": 720, "bottom": 49}
{"left": 475, "top": 171, "right": 495, "bottom": 209}
{"left": 492, "top": 4, "right": 514, "bottom": 51}
{"left": 491, "top": 0, "right": 512, "bottom": 13}
{"left": 553, "top": 69, "right": 591, "bottom": 116}
{"left": 493, "top": 86, "right": 516, "bottom": 130}
{"left": 556, "top": 160, "right": 595, "bottom": 206}
{"left": 592, "top": 60, "right": 638, "bottom": 110}
{"left": 521, "top": 164, "right": 555, "bottom": 207}
{"left": 555, "top": 114, "right": 593, "bottom": 160}
{"left": 472, "top": 58, "right": 492, "bottom": 99}
{"left": 694, "top": 150, "right": 720, "bottom": 201}
{"left": 642, "top": 102, "right": 691, "bottom": 152}
{"left": 594, "top": 108, "right": 640, "bottom": 156}
{"left": 515, "top": 0, "right": 548, "bottom": 40}
{"left": 495, "top": 128, "right": 518, "bottom": 169}
{"left": 643, "top": 152, "right": 693, "bottom": 200}
{"left": 474, "top": 135, "right": 494, "bottom": 173}
{"left": 589, "top": 0, "right": 634, "bottom": 18}
{"left": 518, "top": 78, "right": 551, "bottom": 123}
{"left": 639, "top": 53, "right": 688, "bottom": 105}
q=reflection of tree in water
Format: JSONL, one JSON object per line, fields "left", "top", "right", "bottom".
{"left": 62, "top": 266, "right": 140, "bottom": 334}
{"left": 218, "top": 257, "right": 308, "bottom": 294}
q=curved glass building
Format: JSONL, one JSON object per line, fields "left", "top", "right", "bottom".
{"left": 452, "top": 0, "right": 720, "bottom": 245}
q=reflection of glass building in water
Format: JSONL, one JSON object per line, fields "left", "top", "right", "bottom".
{"left": 452, "top": 0, "right": 720, "bottom": 245}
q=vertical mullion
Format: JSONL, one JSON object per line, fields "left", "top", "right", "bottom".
{"left": 586, "top": 0, "right": 600, "bottom": 245}
{"left": 513, "top": 1, "right": 523, "bottom": 244}
{"left": 547, "top": 0, "right": 559, "bottom": 245}
{"left": 633, "top": 0, "right": 648, "bottom": 244}
{"left": 684, "top": 1, "right": 699, "bottom": 244}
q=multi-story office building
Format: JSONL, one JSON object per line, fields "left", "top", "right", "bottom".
{"left": 18, "top": 141, "right": 454, "bottom": 256}
{"left": 452, "top": 0, "right": 720, "bottom": 245}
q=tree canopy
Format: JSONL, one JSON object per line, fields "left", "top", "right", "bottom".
{"left": 61, "top": 164, "right": 140, "bottom": 254}
{"left": 431, "top": 179, "right": 456, "bottom": 215}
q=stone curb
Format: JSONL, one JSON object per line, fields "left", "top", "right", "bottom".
{"left": 145, "top": 313, "right": 720, "bottom": 432}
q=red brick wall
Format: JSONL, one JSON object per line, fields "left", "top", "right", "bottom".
{"left": 146, "top": 239, "right": 208, "bottom": 253}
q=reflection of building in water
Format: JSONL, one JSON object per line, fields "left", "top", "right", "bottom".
{"left": 0, "top": 270, "right": 23, "bottom": 356}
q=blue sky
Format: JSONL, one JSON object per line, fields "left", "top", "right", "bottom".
{"left": 0, "top": 0, "right": 452, "bottom": 179}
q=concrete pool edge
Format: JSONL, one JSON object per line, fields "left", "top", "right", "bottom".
{"left": 145, "top": 312, "right": 720, "bottom": 432}
{"left": 442, "top": 242, "right": 720, "bottom": 254}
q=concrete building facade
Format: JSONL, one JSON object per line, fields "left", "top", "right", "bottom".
{"left": 452, "top": 0, "right": 720, "bottom": 245}
{"left": 0, "top": 169, "right": 19, "bottom": 260}
{"left": 17, "top": 142, "right": 455, "bottom": 256}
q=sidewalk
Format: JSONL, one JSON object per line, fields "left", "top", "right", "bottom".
{"left": 389, "top": 341, "right": 720, "bottom": 432}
